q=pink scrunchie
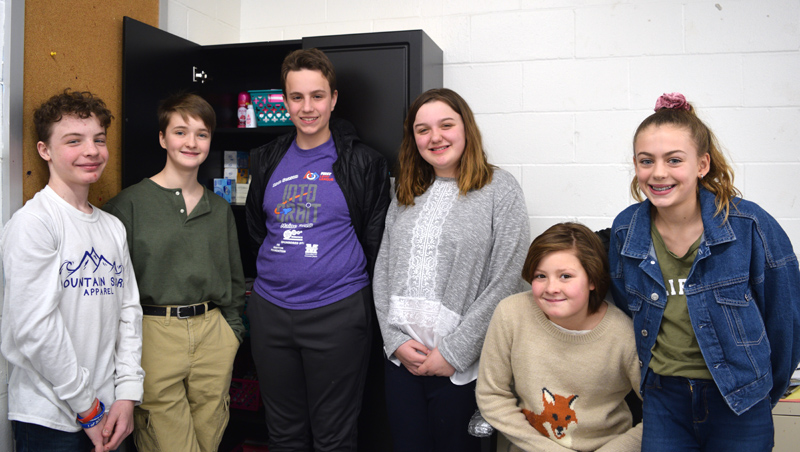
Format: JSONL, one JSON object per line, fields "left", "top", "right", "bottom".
{"left": 654, "top": 92, "right": 690, "bottom": 112}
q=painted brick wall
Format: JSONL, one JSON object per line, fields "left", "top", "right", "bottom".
{"left": 175, "top": 0, "right": 800, "bottom": 247}
{"left": 164, "top": 0, "right": 240, "bottom": 45}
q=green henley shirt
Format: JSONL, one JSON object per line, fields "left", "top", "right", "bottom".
{"left": 103, "top": 178, "right": 246, "bottom": 342}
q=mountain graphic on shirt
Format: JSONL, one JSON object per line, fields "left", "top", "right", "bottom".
{"left": 60, "top": 248, "right": 123, "bottom": 278}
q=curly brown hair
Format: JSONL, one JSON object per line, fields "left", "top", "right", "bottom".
{"left": 33, "top": 89, "right": 113, "bottom": 144}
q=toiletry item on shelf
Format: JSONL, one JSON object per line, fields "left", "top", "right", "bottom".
{"left": 237, "top": 168, "right": 249, "bottom": 184}
{"left": 245, "top": 103, "right": 257, "bottom": 128}
{"left": 236, "top": 152, "right": 249, "bottom": 169}
{"left": 214, "top": 178, "right": 235, "bottom": 203}
{"left": 224, "top": 150, "right": 250, "bottom": 168}
{"left": 235, "top": 184, "right": 249, "bottom": 205}
{"left": 223, "top": 151, "right": 238, "bottom": 168}
{"left": 237, "top": 92, "right": 250, "bottom": 128}
{"left": 223, "top": 167, "right": 238, "bottom": 180}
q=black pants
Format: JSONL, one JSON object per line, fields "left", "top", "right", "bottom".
{"left": 249, "top": 286, "right": 373, "bottom": 452}
{"left": 384, "top": 358, "right": 481, "bottom": 452}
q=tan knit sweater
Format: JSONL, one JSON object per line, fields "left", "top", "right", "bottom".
{"left": 477, "top": 291, "right": 642, "bottom": 452}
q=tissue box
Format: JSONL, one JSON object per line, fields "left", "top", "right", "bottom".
{"left": 223, "top": 168, "right": 238, "bottom": 180}
{"left": 234, "top": 183, "right": 249, "bottom": 204}
{"left": 237, "top": 168, "right": 249, "bottom": 184}
{"left": 223, "top": 151, "right": 238, "bottom": 168}
{"left": 237, "top": 152, "right": 249, "bottom": 169}
{"left": 224, "top": 151, "right": 249, "bottom": 168}
{"left": 214, "top": 178, "right": 235, "bottom": 203}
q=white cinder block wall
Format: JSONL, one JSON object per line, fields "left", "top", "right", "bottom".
{"left": 175, "top": 0, "right": 800, "bottom": 247}
{"left": 165, "top": 0, "right": 241, "bottom": 45}
{"left": 4, "top": 0, "right": 790, "bottom": 446}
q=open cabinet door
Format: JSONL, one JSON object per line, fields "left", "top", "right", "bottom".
{"left": 122, "top": 17, "right": 203, "bottom": 188}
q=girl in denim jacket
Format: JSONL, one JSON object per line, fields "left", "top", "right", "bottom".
{"left": 608, "top": 93, "right": 800, "bottom": 452}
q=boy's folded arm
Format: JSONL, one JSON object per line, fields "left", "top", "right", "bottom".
{"left": 2, "top": 216, "right": 95, "bottom": 413}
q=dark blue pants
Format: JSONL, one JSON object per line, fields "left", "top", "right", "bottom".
{"left": 249, "top": 286, "right": 372, "bottom": 452}
{"left": 384, "top": 358, "right": 480, "bottom": 452}
{"left": 642, "top": 370, "right": 774, "bottom": 452}
{"left": 13, "top": 421, "right": 121, "bottom": 452}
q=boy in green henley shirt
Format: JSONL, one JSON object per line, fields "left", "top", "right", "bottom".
{"left": 103, "top": 93, "right": 245, "bottom": 452}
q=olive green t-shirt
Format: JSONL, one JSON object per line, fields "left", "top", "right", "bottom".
{"left": 649, "top": 222, "right": 712, "bottom": 379}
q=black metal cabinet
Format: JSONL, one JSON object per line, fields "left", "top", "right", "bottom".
{"left": 122, "top": 16, "right": 442, "bottom": 278}
{"left": 122, "top": 16, "right": 442, "bottom": 188}
{"left": 121, "top": 16, "right": 443, "bottom": 452}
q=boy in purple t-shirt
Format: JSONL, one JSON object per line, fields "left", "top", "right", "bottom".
{"left": 245, "top": 48, "right": 390, "bottom": 451}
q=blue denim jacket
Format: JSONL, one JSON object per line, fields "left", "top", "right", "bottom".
{"left": 609, "top": 187, "right": 800, "bottom": 415}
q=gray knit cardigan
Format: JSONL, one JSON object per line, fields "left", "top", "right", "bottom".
{"left": 373, "top": 169, "right": 530, "bottom": 375}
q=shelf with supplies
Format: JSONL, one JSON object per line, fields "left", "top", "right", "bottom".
{"left": 214, "top": 126, "right": 295, "bottom": 136}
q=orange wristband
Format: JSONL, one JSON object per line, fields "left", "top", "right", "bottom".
{"left": 76, "top": 398, "right": 100, "bottom": 423}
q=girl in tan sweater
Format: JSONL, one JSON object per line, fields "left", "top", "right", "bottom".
{"left": 477, "top": 223, "right": 642, "bottom": 452}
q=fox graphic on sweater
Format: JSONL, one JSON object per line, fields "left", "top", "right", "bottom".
{"left": 522, "top": 388, "right": 579, "bottom": 448}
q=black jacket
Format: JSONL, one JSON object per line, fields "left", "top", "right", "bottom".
{"left": 245, "top": 118, "right": 391, "bottom": 278}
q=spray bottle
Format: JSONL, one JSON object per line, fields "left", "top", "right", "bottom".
{"left": 237, "top": 92, "right": 250, "bottom": 128}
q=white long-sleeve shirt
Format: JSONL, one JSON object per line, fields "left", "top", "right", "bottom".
{"left": 1, "top": 186, "right": 144, "bottom": 432}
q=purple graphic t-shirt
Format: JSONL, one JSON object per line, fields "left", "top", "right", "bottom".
{"left": 254, "top": 137, "right": 369, "bottom": 309}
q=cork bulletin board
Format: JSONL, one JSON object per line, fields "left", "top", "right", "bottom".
{"left": 22, "top": 0, "right": 159, "bottom": 206}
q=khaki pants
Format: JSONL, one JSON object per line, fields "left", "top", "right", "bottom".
{"left": 134, "top": 305, "right": 239, "bottom": 452}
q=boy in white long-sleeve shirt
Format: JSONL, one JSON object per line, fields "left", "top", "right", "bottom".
{"left": 0, "top": 89, "right": 144, "bottom": 452}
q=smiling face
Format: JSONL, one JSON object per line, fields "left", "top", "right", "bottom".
{"left": 531, "top": 249, "right": 596, "bottom": 330}
{"left": 37, "top": 113, "right": 108, "bottom": 191}
{"left": 285, "top": 68, "right": 338, "bottom": 149}
{"left": 413, "top": 100, "right": 466, "bottom": 178}
{"left": 634, "top": 124, "right": 710, "bottom": 216}
{"left": 159, "top": 113, "right": 211, "bottom": 173}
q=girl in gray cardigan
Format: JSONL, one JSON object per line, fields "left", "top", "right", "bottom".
{"left": 373, "top": 88, "right": 530, "bottom": 452}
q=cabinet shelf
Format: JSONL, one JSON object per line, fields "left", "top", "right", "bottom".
{"left": 215, "top": 126, "right": 294, "bottom": 135}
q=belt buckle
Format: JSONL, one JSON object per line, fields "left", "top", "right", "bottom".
{"left": 176, "top": 305, "right": 194, "bottom": 319}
